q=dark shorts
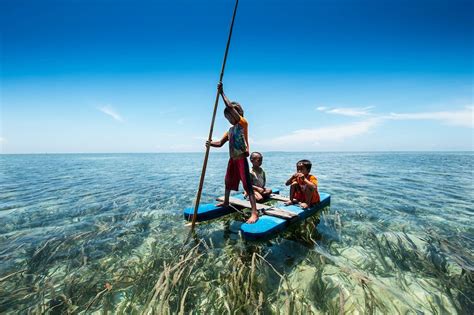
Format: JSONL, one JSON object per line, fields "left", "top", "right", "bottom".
{"left": 225, "top": 157, "right": 254, "bottom": 194}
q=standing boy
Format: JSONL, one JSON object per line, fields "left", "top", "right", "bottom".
{"left": 206, "top": 83, "right": 259, "bottom": 224}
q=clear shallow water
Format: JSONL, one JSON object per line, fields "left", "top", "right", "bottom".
{"left": 0, "top": 152, "right": 472, "bottom": 313}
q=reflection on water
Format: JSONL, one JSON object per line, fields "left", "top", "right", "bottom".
{"left": 0, "top": 152, "right": 472, "bottom": 313}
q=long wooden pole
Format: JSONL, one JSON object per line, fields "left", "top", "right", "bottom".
{"left": 191, "top": 0, "right": 239, "bottom": 230}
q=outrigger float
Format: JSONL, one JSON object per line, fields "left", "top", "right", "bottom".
{"left": 184, "top": 191, "right": 331, "bottom": 240}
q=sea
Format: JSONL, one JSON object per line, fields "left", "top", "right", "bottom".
{"left": 0, "top": 152, "right": 472, "bottom": 313}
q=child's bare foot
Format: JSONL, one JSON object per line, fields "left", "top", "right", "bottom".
{"left": 246, "top": 212, "right": 259, "bottom": 224}
{"left": 299, "top": 202, "right": 309, "bottom": 209}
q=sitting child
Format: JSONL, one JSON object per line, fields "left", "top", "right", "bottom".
{"left": 285, "top": 159, "right": 320, "bottom": 209}
{"left": 247, "top": 152, "right": 272, "bottom": 202}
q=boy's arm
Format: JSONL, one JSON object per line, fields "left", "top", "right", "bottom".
{"left": 206, "top": 133, "right": 229, "bottom": 148}
{"left": 218, "top": 83, "right": 241, "bottom": 122}
{"left": 285, "top": 174, "right": 296, "bottom": 186}
{"left": 252, "top": 185, "right": 265, "bottom": 194}
{"left": 301, "top": 176, "right": 318, "bottom": 189}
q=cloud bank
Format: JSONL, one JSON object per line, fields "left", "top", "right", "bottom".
{"left": 387, "top": 106, "right": 473, "bottom": 128}
{"left": 263, "top": 105, "right": 473, "bottom": 150}
{"left": 317, "top": 106, "right": 374, "bottom": 117}
{"left": 267, "top": 118, "right": 381, "bottom": 148}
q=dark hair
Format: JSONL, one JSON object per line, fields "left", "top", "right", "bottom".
{"left": 250, "top": 152, "right": 262, "bottom": 160}
{"left": 297, "top": 159, "right": 312, "bottom": 172}
{"left": 231, "top": 102, "right": 244, "bottom": 116}
{"left": 224, "top": 105, "right": 244, "bottom": 118}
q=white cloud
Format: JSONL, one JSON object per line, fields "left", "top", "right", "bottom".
{"left": 317, "top": 106, "right": 374, "bottom": 117}
{"left": 387, "top": 106, "right": 473, "bottom": 128}
{"left": 317, "top": 104, "right": 472, "bottom": 127}
{"left": 263, "top": 105, "right": 472, "bottom": 150}
{"left": 265, "top": 118, "right": 382, "bottom": 148}
{"left": 98, "top": 105, "right": 124, "bottom": 122}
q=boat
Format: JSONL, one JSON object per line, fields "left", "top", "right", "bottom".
{"left": 183, "top": 190, "right": 331, "bottom": 240}
{"left": 240, "top": 192, "right": 330, "bottom": 240}
{"left": 183, "top": 189, "right": 279, "bottom": 222}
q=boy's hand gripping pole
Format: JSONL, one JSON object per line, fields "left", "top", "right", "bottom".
{"left": 191, "top": 0, "right": 239, "bottom": 231}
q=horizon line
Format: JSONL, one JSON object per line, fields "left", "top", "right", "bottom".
{"left": 1, "top": 150, "right": 473, "bottom": 155}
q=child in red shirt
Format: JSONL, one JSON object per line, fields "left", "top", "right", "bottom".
{"left": 285, "top": 159, "right": 320, "bottom": 209}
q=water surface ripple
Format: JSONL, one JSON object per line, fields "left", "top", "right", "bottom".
{"left": 0, "top": 152, "right": 472, "bottom": 313}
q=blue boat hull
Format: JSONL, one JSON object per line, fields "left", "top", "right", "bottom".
{"left": 183, "top": 203, "right": 236, "bottom": 222}
{"left": 183, "top": 190, "right": 279, "bottom": 222}
{"left": 240, "top": 192, "right": 331, "bottom": 240}
{"left": 184, "top": 190, "right": 331, "bottom": 240}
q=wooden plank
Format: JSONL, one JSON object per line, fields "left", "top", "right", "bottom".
{"left": 216, "top": 196, "right": 268, "bottom": 210}
{"left": 269, "top": 194, "right": 291, "bottom": 202}
{"left": 263, "top": 208, "right": 298, "bottom": 220}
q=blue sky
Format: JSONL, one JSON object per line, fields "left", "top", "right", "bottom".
{"left": 1, "top": 0, "right": 472, "bottom": 153}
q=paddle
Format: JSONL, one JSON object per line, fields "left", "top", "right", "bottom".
{"left": 191, "top": 0, "right": 240, "bottom": 231}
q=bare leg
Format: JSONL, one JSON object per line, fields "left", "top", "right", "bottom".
{"left": 246, "top": 193, "right": 259, "bottom": 224}
{"left": 254, "top": 191, "right": 263, "bottom": 202}
{"left": 285, "top": 182, "right": 298, "bottom": 205}
{"left": 217, "top": 188, "right": 231, "bottom": 207}
{"left": 301, "top": 186, "right": 315, "bottom": 209}
{"left": 262, "top": 188, "right": 272, "bottom": 198}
